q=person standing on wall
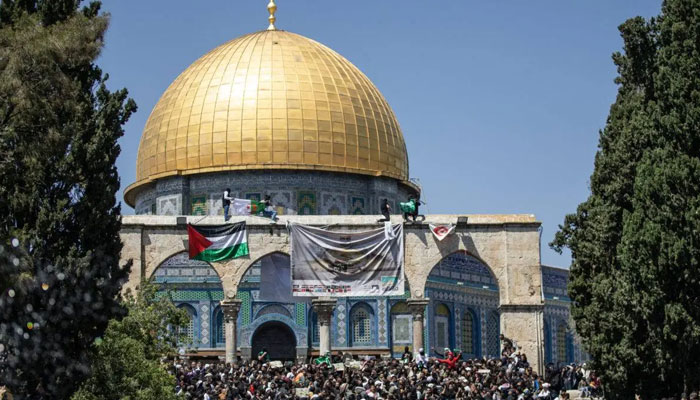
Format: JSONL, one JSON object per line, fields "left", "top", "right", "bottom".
{"left": 223, "top": 188, "right": 233, "bottom": 221}
{"left": 262, "top": 194, "right": 278, "bottom": 222}
{"left": 377, "top": 198, "right": 391, "bottom": 222}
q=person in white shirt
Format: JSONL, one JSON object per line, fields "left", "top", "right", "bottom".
{"left": 415, "top": 348, "right": 428, "bottom": 368}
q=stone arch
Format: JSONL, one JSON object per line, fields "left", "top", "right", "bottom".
{"left": 226, "top": 245, "right": 289, "bottom": 295}
{"left": 404, "top": 232, "right": 508, "bottom": 300}
{"left": 152, "top": 252, "right": 224, "bottom": 349}
{"left": 422, "top": 250, "right": 499, "bottom": 294}
{"left": 423, "top": 251, "right": 499, "bottom": 357}
{"left": 255, "top": 304, "right": 293, "bottom": 320}
{"left": 151, "top": 251, "right": 223, "bottom": 282}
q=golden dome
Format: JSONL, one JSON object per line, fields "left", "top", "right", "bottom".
{"left": 125, "top": 30, "right": 409, "bottom": 205}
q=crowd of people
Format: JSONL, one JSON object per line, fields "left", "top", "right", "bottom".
{"left": 171, "top": 343, "right": 602, "bottom": 400}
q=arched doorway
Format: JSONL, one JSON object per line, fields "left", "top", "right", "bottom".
{"left": 252, "top": 321, "right": 296, "bottom": 361}
{"left": 237, "top": 252, "right": 309, "bottom": 360}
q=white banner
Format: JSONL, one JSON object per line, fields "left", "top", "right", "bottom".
{"left": 429, "top": 224, "right": 455, "bottom": 241}
{"left": 232, "top": 198, "right": 251, "bottom": 215}
{"left": 289, "top": 223, "right": 404, "bottom": 297}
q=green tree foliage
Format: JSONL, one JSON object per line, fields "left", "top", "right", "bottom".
{"left": 70, "top": 285, "right": 188, "bottom": 400}
{"left": 0, "top": 1, "right": 136, "bottom": 398}
{"left": 552, "top": 0, "right": 700, "bottom": 396}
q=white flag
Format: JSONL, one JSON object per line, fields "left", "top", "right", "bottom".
{"left": 429, "top": 224, "right": 455, "bottom": 241}
{"left": 232, "top": 198, "right": 251, "bottom": 216}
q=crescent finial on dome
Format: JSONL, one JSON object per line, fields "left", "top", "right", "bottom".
{"left": 267, "top": 0, "right": 277, "bottom": 30}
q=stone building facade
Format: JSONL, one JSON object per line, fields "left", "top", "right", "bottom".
{"left": 119, "top": 214, "right": 587, "bottom": 374}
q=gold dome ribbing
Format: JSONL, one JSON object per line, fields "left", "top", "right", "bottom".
{"left": 127, "top": 30, "right": 409, "bottom": 203}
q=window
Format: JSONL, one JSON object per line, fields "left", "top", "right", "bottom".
{"left": 214, "top": 307, "right": 224, "bottom": 347}
{"left": 557, "top": 323, "right": 566, "bottom": 363}
{"left": 178, "top": 304, "right": 196, "bottom": 345}
{"left": 311, "top": 311, "right": 320, "bottom": 343}
{"left": 391, "top": 302, "right": 412, "bottom": 354}
{"left": 351, "top": 304, "right": 372, "bottom": 345}
{"left": 486, "top": 311, "right": 499, "bottom": 357}
{"left": 461, "top": 310, "right": 474, "bottom": 355}
{"left": 434, "top": 303, "right": 450, "bottom": 352}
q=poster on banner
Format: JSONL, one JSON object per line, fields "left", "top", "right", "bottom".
{"left": 269, "top": 361, "right": 283, "bottom": 369}
{"left": 289, "top": 223, "right": 404, "bottom": 297}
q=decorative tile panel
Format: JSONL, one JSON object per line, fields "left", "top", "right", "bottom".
{"left": 157, "top": 194, "right": 181, "bottom": 216}
{"left": 321, "top": 192, "right": 346, "bottom": 215}
{"left": 191, "top": 194, "right": 207, "bottom": 215}
{"left": 377, "top": 300, "right": 387, "bottom": 344}
{"left": 350, "top": 196, "right": 365, "bottom": 215}
{"left": 245, "top": 193, "right": 261, "bottom": 202}
{"left": 297, "top": 191, "right": 317, "bottom": 215}
{"left": 295, "top": 303, "right": 306, "bottom": 326}
{"left": 237, "top": 291, "right": 252, "bottom": 327}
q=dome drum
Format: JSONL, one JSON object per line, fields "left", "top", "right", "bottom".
{"left": 129, "top": 169, "right": 418, "bottom": 216}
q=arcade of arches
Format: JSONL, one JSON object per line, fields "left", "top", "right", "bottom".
{"left": 122, "top": 214, "right": 587, "bottom": 374}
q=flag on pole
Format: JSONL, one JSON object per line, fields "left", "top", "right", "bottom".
{"left": 232, "top": 198, "right": 266, "bottom": 216}
{"left": 429, "top": 224, "right": 455, "bottom": 241}
{"left": 187, "top": 222, "right": 249, "bottom": 262}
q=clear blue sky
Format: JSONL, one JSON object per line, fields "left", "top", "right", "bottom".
{"left": 98, "top": 0, "right": 663, "bottom": 267}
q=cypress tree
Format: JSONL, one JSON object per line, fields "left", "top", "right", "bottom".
{"left": 552, "top": 0, "right": 700, "bottom": 397}
{"left": 0, "top": 1, "right": 136, "bottom": 398}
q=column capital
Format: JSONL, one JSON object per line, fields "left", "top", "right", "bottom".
{"left": 407, "top": 298, "right": 429, "bottom": 320}
{"left": 311, "top": 297, "right": 338, "bottom": 325}
{"left": 220, "top": 298, "right": 242, "bottom": 322}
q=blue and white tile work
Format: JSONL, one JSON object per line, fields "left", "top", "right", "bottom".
{"left": 132, "top": 170, "right": 417, "bottom": 216}
{"left": 423, "top": 252, "right": 500, "bottom": 359}
{"left": 153, "top": 252, "right": 225, "bottom": 349}
{"left": 148, "top": 248, "right": 586, "bottom": 363}
{"left": 541, "top": 265, "right": 589, "bottom": 366}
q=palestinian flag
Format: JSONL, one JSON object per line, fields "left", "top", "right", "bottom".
{"left": 232, "top": 198, "right": 266, "bottom": 216}
{"left": 187, "top": 222, "right": 249, "bottom": 262}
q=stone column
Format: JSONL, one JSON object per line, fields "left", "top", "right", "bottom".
{"left": 311, "top": 297, "right": 337, "bottom": 356}
{"left": 499, "top": 304, "right": 545, "bottom": 375}
{"left": 407, "top": 298, "right": 429, "bottom": 353}
{"left": 220, "top": 298, "right": 242, "bottom": 364}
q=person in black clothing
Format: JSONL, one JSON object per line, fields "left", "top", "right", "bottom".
{"left": 222, "top": 188, "right": 233, "bottom": 220}
{"left": 378, "top": 198, "right": 391, "bottom": 222}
